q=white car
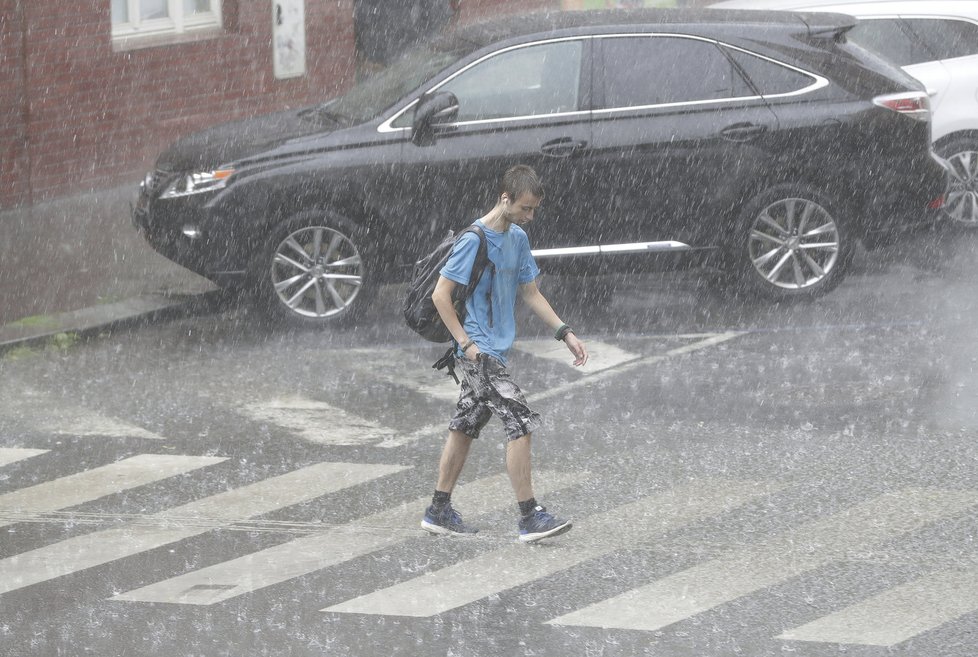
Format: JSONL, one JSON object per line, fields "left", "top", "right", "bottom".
{"left": 711, "top": 0, "right": 978, "bottom": 226}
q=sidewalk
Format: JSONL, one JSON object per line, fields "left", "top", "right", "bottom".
{"left": 0, "top": 184, "right": 216, "bottom": 350}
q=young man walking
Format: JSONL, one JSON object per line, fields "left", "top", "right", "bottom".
{"left": 421, "top": 165, "right": 588, "bottom": 543}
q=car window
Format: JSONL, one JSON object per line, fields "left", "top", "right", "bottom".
{"left": 599, "top": 36, "right": 742, "bottom": 108}
{"left": 434, "top": 40, "right": 584, "bottom": 122}
{"left": 901, "top": 18, "right": 978, "bottom": 60}
{"left": 723, "top": 48, "right": 816, "bottom": 96}
{"left": 846, "top": 19, "right": 928, "bottom": 66}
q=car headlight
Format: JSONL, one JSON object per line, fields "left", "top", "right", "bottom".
{"left": 159, "top": 167, "right": 235, "bottom": 199}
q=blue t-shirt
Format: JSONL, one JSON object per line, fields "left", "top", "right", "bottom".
{"left": 440, "top": 219, "right": 540, "bottom": 365}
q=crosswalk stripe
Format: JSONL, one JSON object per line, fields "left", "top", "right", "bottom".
{"left": 43, "top": 408, "right": 166, "bottom": 440}
{"left": 546, "top": 487, "right": 978, "bottom": 632}
{"left": 0, "top": 387, "right": 166, "bottom": 440}
{"left": 777, "top": 567, "right": 978, "bottom": 647}
{"left": 111, "top": 469, "right": 585, "bottom": 605}
{"left": 323, "top": 479, "right": 775, "bottom": 618}
{"left": 513, "top": 339, "right": 641, "bottom": 373}
{"left": 0, "top": 461, "right": 408, "bottom": 595}
{"left": 341, "top": 348, "right": 459, "bottom": 402}
{"left": 0, "top": 447, "right": 48, "bottom": 467}
{"left": 240, "top": 397, "right": 398, "bottom": 445}
{"left": 529, "top": 332, "right": 743, "bottom": 406}
{"left": 0, "top": 454, "right": 227, "bottom": 528}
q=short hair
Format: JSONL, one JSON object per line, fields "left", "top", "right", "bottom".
{"left": 500, "top": 165, "right": 544, "bottom": 202}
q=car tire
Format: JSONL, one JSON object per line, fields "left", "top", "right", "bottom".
{"left": 734, "top": 184, "right": 851, "bottom": 301}
{"left": 254, "top": 211, "right": 376, "bottom": 326}
{"left": 936, "top": 135, "right": 978, "bottom": 228}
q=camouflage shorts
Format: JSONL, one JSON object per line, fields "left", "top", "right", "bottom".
{"left": 449, "top": 354, "right": 542, "bottom": 442}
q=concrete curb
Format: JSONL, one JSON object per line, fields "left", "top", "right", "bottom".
{"left": 0, "top": 293, "right": 209, "bottom": 354}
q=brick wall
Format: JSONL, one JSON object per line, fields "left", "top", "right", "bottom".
{"left": 2, "top": 0, "right": 357, "bottom": 209}
{"left": 0, "top": 1, "right": 30, "bottom": 207}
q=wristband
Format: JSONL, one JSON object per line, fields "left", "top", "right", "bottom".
{"left": 460, "top": 340, "right": 475, "bottom": 353}
{"left": 554, "top": 324, "right": 574, "bottom": 341}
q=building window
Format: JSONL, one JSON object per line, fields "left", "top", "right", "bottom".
{"left": 111, "top": 0, "right": 222, "bottom": 42}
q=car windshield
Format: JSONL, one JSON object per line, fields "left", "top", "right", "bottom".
{"left": 314, "top": 43, "right": 465, "bottom": 125}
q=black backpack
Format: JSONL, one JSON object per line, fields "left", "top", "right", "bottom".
{"left": 403, "top": 225, "right": 493, "bottom": 343}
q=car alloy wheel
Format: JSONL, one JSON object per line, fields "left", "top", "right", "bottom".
{"left": 269, "top": 225, "right": 365, "bottom": 319}
{"left": 747, "top": 197, "right": 840, "bottom": 291}
{"left": 943, "top": 148, "right": 978, "bottom": 227}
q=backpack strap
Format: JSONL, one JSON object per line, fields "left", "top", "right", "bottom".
{"left": 460, "top": 226, "right": 492, "bottom": 299}
{"left": 433, "top": 226, "right": 495, "bottom": 383}
{"left": 461, "top": 226, "right": 495, "bottom": 328}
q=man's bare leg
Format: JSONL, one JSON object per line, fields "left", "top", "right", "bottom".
{"left": 436, "top": 429, "right": 473, "bottom": 493}
{"left": 505, "top": 434, "right": 534, "bottom": 502}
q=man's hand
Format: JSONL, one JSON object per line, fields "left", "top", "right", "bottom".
{"left": 564, "top": 332, "right": 588, "bottom": 367}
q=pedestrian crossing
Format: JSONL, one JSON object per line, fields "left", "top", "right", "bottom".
{"left": 777, "top": 567, "right": 978, "bottom": 647}
{"left": 111, "top": 469, "right": 586, "bottom": 606}
{"left": 324, "top": 479, "right": 778, "bottom": 618}
{"left": 239, "top": 396, "right": 399, "bottom": 446}
{"left": 0, "top": 460, "right": 408, "bottom": 595}
{"left": 3, "top": 330, "right": 978, "bottom": 651}
{"left": 0, "top": 447, "right": 48, "bottom": 467}
{"left": 0, "top": 387, "right": 167, "bottom": 440}
{"left": 0, "top": 453, "right": 226, "bottom": 528}
{"left": 545, "top": 487, "right": 978, "bottom": 632}
{"left": 2, "top": 450, "right": 977, "bottom": 650}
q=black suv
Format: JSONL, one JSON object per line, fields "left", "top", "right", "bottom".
{"left": 133, "top": 8, "right": 948, "bottom": 325}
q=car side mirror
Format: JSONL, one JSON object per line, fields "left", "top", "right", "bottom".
{"left": 411, "top": 91, "right": 459, "bottom": 146}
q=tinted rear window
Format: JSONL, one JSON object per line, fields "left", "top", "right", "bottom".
{"left": 600, "top": 36, "right": 743, "bottom": 107}
{"left": 724, "top": 48, "right": 817, "bottom": 96}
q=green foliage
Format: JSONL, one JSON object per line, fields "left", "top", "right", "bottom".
{"left": 1, "top": 332, "right": 80, "bottom": 361}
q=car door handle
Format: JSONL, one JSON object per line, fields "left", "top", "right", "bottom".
{"left": 541, "top": 138, "right": 588, "bottom": 158}
{"left": 720, "top": 123, "right": 768, "bottom": 142}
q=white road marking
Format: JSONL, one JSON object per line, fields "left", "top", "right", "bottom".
{"left": 0, "top": 454, "right": 226, "bottom": 528}
{"left": 547, "top": 487, "right": 978, "bottom": 632}
{"left": 111, "top": 469, "right": 586, "bottom": 605}
{"left": 324, "top": 479, "right": 775, "bottom": 617}
{"left": 41, "top": 408, "right": 166, "bottom": 440}
{"left": 414, "top": 378, "right": 462, "bottom": 402}
{"left": 0, "top": 448, "right": 48, "bottom": 468}
{"left": 337, "top": 348, "right": 460, "bottom": 402}
{"left": 0, "top": 386, "right": 163, "bottom": 440}
{"left": 778, "top": 567, "right": 978, "bottom": 647}
{"left": 0, "top": 461, "right": 408, "bottom": 595}
{"left": 379, "top": 332, "right": 744, "bottom": 448}
{"left": 530, "top": 331, "right": 743, "bottom": 405}
{"left": 240, "top": 397, "right": 398, "bottom": 445}
{"left": 512, "top": 339, "right": 640, "bottom": 373}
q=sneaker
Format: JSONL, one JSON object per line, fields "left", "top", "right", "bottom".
{"left": 518, "top": 505, "right": 572, "bottom": 543}
{"left": 420, "top": 503, "right": 479, "bottom": 535}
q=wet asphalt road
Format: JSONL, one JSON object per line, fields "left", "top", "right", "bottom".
{"left": 0, "top": 228, "right": 977, "bottom": 657}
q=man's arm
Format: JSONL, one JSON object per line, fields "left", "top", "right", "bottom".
{"left": 519, "top": 280, "right": 588, "bottom": 366}
{"left": 432, "top": 275, "right": 480, "bottom": 361}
